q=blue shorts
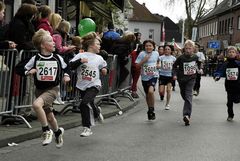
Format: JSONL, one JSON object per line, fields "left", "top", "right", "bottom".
{"left": 141, "top": 77, "right": 158, "bottom": 94}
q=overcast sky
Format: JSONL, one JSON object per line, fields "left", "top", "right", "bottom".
{"left": 135, "top": 0, "right": 187, "bottom": 23}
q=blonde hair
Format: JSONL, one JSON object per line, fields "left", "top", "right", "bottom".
{"left": 81, "top": 32, "right": 101, "bottom": 51}
{"left": 49, "top": 13, "right": 62, "bottom": 31}
{"left": 184, "top": 40, "right": 195, "bottom": 47}
{"left": 71, "top": 36, "right": 82, "bottom": 49}
{"left": 57, "top": 20, "right": 71, "bottom": 34}
{"left": 0, "top": 1, "right": 5, "bottom": 12}
{"left": 32, "top": 29, "right": 51, "bottom": 51}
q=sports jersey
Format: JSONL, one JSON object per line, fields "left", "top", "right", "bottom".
{"left": 135, "top": 51, "right": 159, "bottom": 81}
{"left": 159, "top": 55, "right": 176, "bottom": 77}
{"left": 70, "top": 52, "right": 107, "bottom": 90}
{"left": 24, "top": 53, "right": 70, "bottom": 90}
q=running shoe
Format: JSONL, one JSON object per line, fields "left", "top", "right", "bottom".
{"left": 97, "top": 106, "right": 104, "bottom": 123}
{"left": 227, "top": 117, "right": 233, "bottom": 121}
{"left": 160, "top": 96, "right": 164, "bottom": 101}
{"left": 183, "top": 115, "right": 190, "bottom": 126}
{"left": 147, "top": 111, "right": 156, "bottom": 120}
{"left": 193, "top": 91, "right": 197, "bottom": 96}
{"left": 165, "top": 104, "right": 170, "bottom": 110}
{"left": 42, "top": 129, "right": 53, "bottom": 146}
{"left": 55, "top": 127, "right": 64, "bottom": 148}
{"left": 80, "top": 127, "right": 93, "bottom": 137}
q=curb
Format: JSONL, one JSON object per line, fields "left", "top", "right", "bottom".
{"left": 0, "top": 99, "right": 140, "bottom": 148}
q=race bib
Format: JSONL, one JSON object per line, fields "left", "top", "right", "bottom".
{"left": 80, "top": 65, "right": 97, "bottom": 81}
{"left": 36, "top": 61, "right": 58, "bottom": 81}
{"left": 143, "top": 63, "right": 157, "bottom": 76}
{"left": 183, "top": 61, "right": 196, "bottom": 75}
{"left": 226, "top": 68, "right": 238, "bottom": 80}
{"left": 161, "top": 61, "right": 173, "bottom": 70}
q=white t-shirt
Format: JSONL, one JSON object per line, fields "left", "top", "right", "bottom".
{"left": 70, "top": 52, "right": 107, "bottom": 90}
{"left": 196, "top": 52, "right": 205, "bottom": 62}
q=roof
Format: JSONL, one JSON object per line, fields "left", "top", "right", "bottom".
{"left": 128, "top": 0, "right": 161, "bottom": 23}
{"left": 199, "top": 0, "right": 240, "bottom": 23}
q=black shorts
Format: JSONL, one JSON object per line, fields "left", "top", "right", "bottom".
{"left": 159, "top": 75, "right": 173, "bottom": 86}
{"left": 142, "top": 77, "right": 158, "bottom": 94}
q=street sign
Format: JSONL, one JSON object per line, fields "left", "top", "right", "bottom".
{"left": 208, "top": 40, "right": 221, "bottom": 49}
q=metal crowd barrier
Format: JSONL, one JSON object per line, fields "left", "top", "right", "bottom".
{"left": 0, "top": 49, "right": 32, "bottom": 128}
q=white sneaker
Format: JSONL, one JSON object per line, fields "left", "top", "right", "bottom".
{"left": 97, "top": 106, "right": 104, "bottom": 123}
{"left": 53, "top": 100, "right": 61, "bottom": 105}
{"left": 165, "top": 104, "right": 170, "bottom": 110}
{"left": 80, "top": 127, "right": 93, "bottom": 137}
{"left": 42, "top": 129, "right": 53, "bottom": 146}
{"left": 56, "top": 97, "right": 65, "bottom": 105}
{"left": 55, "top": 127, "right": 64, "bottom": 148}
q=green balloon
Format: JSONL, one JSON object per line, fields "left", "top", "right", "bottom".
{"left": 78, "top": 18, "right": 96, "bottom": 36}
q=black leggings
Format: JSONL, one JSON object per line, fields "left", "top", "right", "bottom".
{"left": 79, "top": 87, "right": 99, "bottom": 128}
{"left": 227, "top": 93, "right": 240, "bottom": 117}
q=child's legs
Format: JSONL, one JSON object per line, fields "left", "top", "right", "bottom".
{"left": 159, "top": 85, "right": 165, "bottom": 97}
{"left": 32, "top": 97, "right": 48, "bottom": 127}
{"left": 166, "top": 82, "right": 172, "bottom": 105}
{"left": 46, "top": 111, "right": 58, "bottom": 131}
{"left": 227, "top": 93, "right": 234, "bottom": 117}
{"left": 79, "top": 87, "right": 99, "bottom": 128}
{"left": 34, "top": 87, "right": 58, "bottom": 128}
{"left": 146, "top": 86, "right": 155, "bottom": 107}
{"left": 180, "top": 79, "right": 195, "bottom": 117}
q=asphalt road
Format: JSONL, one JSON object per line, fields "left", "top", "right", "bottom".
{"left": 1, "top": 77, "right": 240, "bottom": 161}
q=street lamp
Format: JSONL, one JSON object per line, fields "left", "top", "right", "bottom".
{"left": 229, "top": 26, "right": 233, "bottom": 45}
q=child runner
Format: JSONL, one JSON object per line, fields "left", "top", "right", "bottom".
{"left": 158, "top": 44, "right": 176, "bottom": 110}
{"left": 135, "top": 40, "right": 159, "bottom": 120}
{"left": 173, "top": 40, "right": 203, "bottom": 126}
{"left": 69, "top": 32, "right": 107, "bottom": 137}
{"left": 24, "top": 29, "right": 70, "bottom": 147}
{"left": 157, "top": 45, "right": 165, "bottom": 100}
{"left": 214, "top": 46, "right": 240, "bottom": 121}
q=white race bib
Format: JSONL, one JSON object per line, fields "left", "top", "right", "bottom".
{"left": 80, "top": 65, "right": 97, "bottom": 81}
{"left": 183, "top": 61, "right": 196, "bottom": 75}
{"left": 36, "top": 61, "right": 58, "bottom": 81}
{"left": 226, "top": 68, "right": 238, "bottom": 80}
{"left": 143, "top": 63, "right": 157, "bottom": 76}
{"left": 161, "top": 61, "right": 173, "bottom": 70}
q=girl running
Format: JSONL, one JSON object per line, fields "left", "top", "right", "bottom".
{"left": 69, "top": 32, "right": 107, "bottom": 137}
{"left": 158, "top": 44, "right": 176, "bottom": 110}
{"left": 135, "top": 40, "right": 159, "bottom": 120}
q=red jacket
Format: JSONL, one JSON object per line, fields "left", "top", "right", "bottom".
{"left": 37, "top": 18, "right": 53, "bottom": 35}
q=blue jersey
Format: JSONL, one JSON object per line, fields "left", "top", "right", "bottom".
{"left": 135, "top": 51, "right": 159, "bottom": 81}
{"left": 159, "top": 55, "right": 176, "bottom": 77}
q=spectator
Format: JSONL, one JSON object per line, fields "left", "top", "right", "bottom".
{"left": 133, "top": 32, "right": 142, "bottom": 49}
{"left": 0, "top": 1, "right": 16, "bottom": 49}
{"left": 103, "top": 22, "right": 120, "bottom": 40}
{"left": 111, "top": 31, "right": 136, "bottom": 87}
{"left": 130, "top": 44, "right": 143, "bottom": 98}
{"left": 49, "top": 13, "right": 62, "bottom": 31}
{"left": 52, "top": 20, "right": 76, "bottom": 56}
{"left": 7, "top": 3, "right": 37, "bottom": 51}
{"left": 36, "top": 5, "right": 53, "bottom": 35}
{"left": 101, "top": 22, "right": 120, "bottom": 54}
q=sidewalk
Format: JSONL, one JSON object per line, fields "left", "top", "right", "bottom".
{"left": 0, "top": 96, "right": 139, "bottom": 148}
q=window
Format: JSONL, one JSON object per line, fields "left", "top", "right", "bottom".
{"left": 219, "top": 21, "right": 222, "bottom": 34}
{"left": 134, "top": 28, "right": 139, "bottom": 33}
{"left": 149, "top": 29, "right": 154, "bottom": 40}
{"left": 225, "top": 20, "right": 228, "bottom": 34}
{"left": 238, "top": 16, "right": 240, "bottom": 29}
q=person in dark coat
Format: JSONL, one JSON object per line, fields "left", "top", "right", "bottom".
{"left": 7, "top": 3, "right": 37, "bottom": 51}
{"left": 111, "top": 31, "right": 136, "bottom": 88}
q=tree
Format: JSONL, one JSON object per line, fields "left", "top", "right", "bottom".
{"left": 169, "top": 0, "right": 223, "bottom": 39}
